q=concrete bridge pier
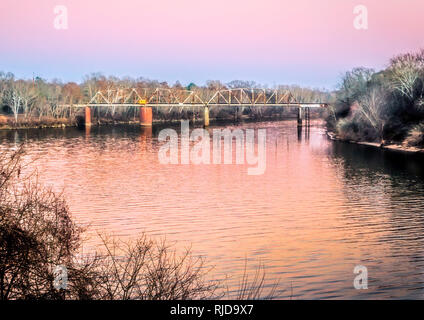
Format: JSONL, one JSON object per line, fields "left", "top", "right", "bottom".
{"left": 85, "top": 106, "right": 92, "bottom": 127}
{"left": 140, "top": 106, "right": 153, "bottom": 127}
{"left": 204, "top": 106, "right": 210, "bottom": 127}
{"left": 85, "top": 124, "right": 91, "bottom": 138}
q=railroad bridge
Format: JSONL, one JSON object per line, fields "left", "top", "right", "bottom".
{"left": 61, "top": 88, "right": 328, "bottom": 127}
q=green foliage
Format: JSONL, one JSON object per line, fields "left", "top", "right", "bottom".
{"left": 186, "top": 82, "right": 197, "bottom": 91}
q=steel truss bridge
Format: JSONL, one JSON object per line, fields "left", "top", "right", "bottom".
{"left": 61, "top": 88, "right": 328, "bottom": 109}
{"left": 60, "top": 87, "right": 328, "bottom": 127}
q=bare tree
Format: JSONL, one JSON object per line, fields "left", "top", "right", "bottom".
{"left": 388, "top": 49, "right": 424, "bottom": 100}
{"left": 357, "top": 87, "right": 387, "bottom": 141}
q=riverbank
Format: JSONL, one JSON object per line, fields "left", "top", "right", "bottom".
{"left": 326, "top": 131, "right": 424, "bottom": 154}
{"left": 0, "top": 113, "right": 307, "bottom": 130}
{"left": 0, "top": 115, "right": 76, "bottom": 130}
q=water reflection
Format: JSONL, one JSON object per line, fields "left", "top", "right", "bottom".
{"left": 1, "top": 121, "right": 424, "bottom": 299}
{"left": 328, "top": 141, "right": 424, "bottom": 299}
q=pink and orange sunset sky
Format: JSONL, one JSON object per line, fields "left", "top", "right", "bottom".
{"left": 1, "top": 0, "right": 423, "bottom": 88}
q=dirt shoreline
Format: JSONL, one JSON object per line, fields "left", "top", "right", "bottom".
{"left": 0, "top": 121, "right": 142, "bottom": 130}
{"left": 0, "top": 115, "right": 305, "bottom": 131}
{"left": 0, "top": 118, "right": 185, "bottom": 130}
{"left": 326, "top": 131, "right": 424, "bottom": 154}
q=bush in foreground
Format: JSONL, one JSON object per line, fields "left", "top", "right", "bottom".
{"left": 0, "top": 146, "right": 277, "bottom": 300}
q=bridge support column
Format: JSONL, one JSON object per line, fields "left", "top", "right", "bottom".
{"left": 140, "top": 106, "right": 153, "bottom": 127}
{"left": 85, "top": 106, "right": 92, "bottom": 127}
{"left": 234, "top": 106, "right": 240, "bottom": 122}
{"left": 297, "top": 107, "right": 303, "bottom": 127}
{"left": 204, "top": 106, "right": 210, "bottom": 127}
{"left": 305, "top": 107, "right": 310, "bottom": 126}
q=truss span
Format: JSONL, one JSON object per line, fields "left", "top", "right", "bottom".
{"left": 61, "top": 88, "right": 328, "bottom": 108}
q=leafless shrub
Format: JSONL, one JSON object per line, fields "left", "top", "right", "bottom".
{"left": 403, "top": 123, "right": 424, "bottom": 147}
{"left": 79, "top": 235, "right": 219, "bottom": 300}
{"left": 1, "top": 146, "right": 278, "bottom": 300}
{"left": 234, "top": 262, "right": 279, "bottom": 300}
{"left": 0, "top": 147, "right": 218, "bottom": 300}
{"left": 0, "top": 146, "right": 81, "bottom": 300}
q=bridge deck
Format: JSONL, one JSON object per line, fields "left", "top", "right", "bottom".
{"left": 62, "top": 103, "right": 326, "bottom": 108}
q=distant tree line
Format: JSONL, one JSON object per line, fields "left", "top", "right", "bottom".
{"left": 0, "top": 72, "right": 331, "bottom": 127}
{"left": 327, "top": 49, "right": 424, "bottom": 147}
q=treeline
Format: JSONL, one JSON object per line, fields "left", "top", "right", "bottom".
{"left": 327, "top": 49, "right": 424, "bottom": 147}
{"left": 0, "top": 72, "right": 331, "bottom": 127}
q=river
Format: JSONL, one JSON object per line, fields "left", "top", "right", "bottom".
{"left": 2, "top": 120, "right": 424, "bottom": 299}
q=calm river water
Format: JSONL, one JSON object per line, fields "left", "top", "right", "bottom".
{"left": 2, "top": 120, "right": 424, "bottom": 299}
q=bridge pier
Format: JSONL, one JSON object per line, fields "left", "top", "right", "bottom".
{"left": 234, "top": 106, "right": 240, "bottom": 122}
{"left": 204, "top": 106, "right": 210, "bottom": 127}
{"left": 297, "top": 125, "right": 302, "bottom": 141}
{"left": 85, "top": 106, "right": 92, "bottom": 127}
{"left": 140, "top": 106, "right": 153, "bottom": 127}
{"left": 297, "top": 107, "right": 303, "bottom": 127}
{"left": 305, "top": 107, "right": 310, "bottom": 125}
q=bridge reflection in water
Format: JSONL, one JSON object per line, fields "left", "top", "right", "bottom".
{"left": 2, "top": 121, "right": 424, "bottom": 298}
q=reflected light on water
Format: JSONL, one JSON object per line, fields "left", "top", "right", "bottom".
{"left": 2, "top": 120, "right": 424, "bottom": 299}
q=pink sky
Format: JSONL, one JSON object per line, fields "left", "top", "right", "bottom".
{"left": 1, "top": 0, "right": 423, "bottom": 88}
